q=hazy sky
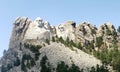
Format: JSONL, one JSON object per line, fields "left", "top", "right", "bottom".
{"left": 0, "top": 0, "right": 120, "bottom": 57}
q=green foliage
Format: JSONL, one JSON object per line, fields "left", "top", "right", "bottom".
{"left": 82, "top": 48, "right": 91, "bottom": 55}
{"left": 24, "top": 43, "right": 29, "bottom": 48}
{"left": 26, "top": 60, "right": 30, "bottom": 69}
{"left": 74, "top": 42, "right": 82, "bottom": 50}
{"left": 29, "top": 45, "right": 41, "bottom": 53}
{"left": 1, "top": 65, "right": 6, "bottom": 72}
{"left": 6, "top": 64, "right": 13, "bottom": 72}
{"left": 85, "top": 41, "right": 94, "bottom": 52}
{"left": 66, "top": 37, "right": 70, "bottom": 44}
{"left": 112, "top": 51, "right": 120, "bottom": 72}
{"left": 21, "top": 54, "right": 36, "bottom": 72}
{"left": 24, "top": 43, "right": 41, "bottom": 60}
{"left": 68, "top": 64, "right": 82, "bottom": 72}
{"left": 93, "top": 48, "right": 120, "bottom": 72}
{"left": 52, "top": 36, "right": 55, "bottom": 42}
{"left": 90, "top": 64, "right": 109, "bottom": 72}
{"left": 113, "top": 39, "right": 118, "bottom": 49}
{"left": 35, "top": 52, "right": 40, "bottom": 60}
{"left": 21, "top": 60, "right": 27, "bottom": 72}
{"left": 112, "top": 30, "right": 117, "bottom": 37}
{"left": 45, "top": 39, "right": 50, "bottom": 45}
{"left": 40, "top": 55, "right": 51, "bottom": 72}
{"left": 1, "top": 64, "right": 13, "bottom": 72}
{"left": 30, "top": 58, "right": 36, "bottom": 66}
{"left": 89, "top": 41, "right": 94, "bottom": 49}
{"left": 59, "top": 36, "right": 64, "bottom": 44}
{"left": 24, "top": 43, "right": 42, "bottom": 53}
{"left": 54, "top": 36, "right": 83, "bottom": 51}
{"left": 91, "top": 29, "right": 96, "bottom": 35}
{"left": 14, "top": 57, "right": 20, "bottom": 66}
{"left": 55, "top": 35, "right": 59, "bottom": 43}
{"left": 20, "top": 42, "right": 22, "bottom": 50}
{"left": 56, "top": 61, "right": 68, "bottom": 72}
{"left": 90, "top": 66, "right": 96, "bottom": 72}
{"left": 117, "top": 26, "right": 120, "bottom": 33}
{"left": 56, "top": 61, "right": 83, "bottom": 72}
{"left": 93, "top": 49, "right": 111, "bottom": 64}
{"left": 53, "top": 36, "right": 120, "bottom": 71}
{"left": 3, "top": 49, "right": 6, "bottom": 55}
{"left": 21, "top": 54, "right": 28, "bottom": 72}
{"left": 56, "top": 36, "right": 74, "bottom": 50}
{"left": 106, "top": 29, "right": 112, "bottom": 35}
{"left": 65, "top": 37, "right": 73, "bottom": 48}
{"left": 96, "top": 36, "right": 103, "bottom": 47}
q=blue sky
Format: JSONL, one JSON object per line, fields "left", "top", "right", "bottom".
{"left": 0, "top": 0, "right": 120, "bottom": 57}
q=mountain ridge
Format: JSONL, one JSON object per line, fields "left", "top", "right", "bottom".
{"left": 0, "top": 17, "right": 120, "bottom": 72}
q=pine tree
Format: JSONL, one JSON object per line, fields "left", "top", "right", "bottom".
{"left": 117, "top": 26, "right": 120, "bottom": 33}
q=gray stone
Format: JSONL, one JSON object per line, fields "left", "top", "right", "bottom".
{"left": 1, "top": 17, "right": 118, "bottom": 72}
{"left": 56, "top": 21, "right": 76, "bottom": 40}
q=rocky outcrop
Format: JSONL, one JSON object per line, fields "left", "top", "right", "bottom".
{"left": 9, "top": 17, "right": 32, "bottom": 49}
{"left": 97, "top": 22, "right": 117, "bottom": 49}
{"left": 56, "top": 21, "right": 97, "bottom": 46}
{"left": 9, "top": 17, "right": 117, "bottom": 49}
{"left": 75, "top": 22, "right": 97, "bottom": 46}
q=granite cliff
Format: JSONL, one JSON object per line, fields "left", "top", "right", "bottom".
{"left": 0, "top": 17, "right": 120, "bottom": 72}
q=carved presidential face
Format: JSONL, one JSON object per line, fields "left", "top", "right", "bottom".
{"left": 44, "top": 21, "right": 50, "bottom": 29}
{"left": 34, "top": 17, "right": 44, "bottom": 27}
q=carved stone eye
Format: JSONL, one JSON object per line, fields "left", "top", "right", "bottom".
{"left": 15, "top": 23, "right": 20, "bottom": 26}
{"left": 60, "top": 27, "right": 64, "bottom": 32}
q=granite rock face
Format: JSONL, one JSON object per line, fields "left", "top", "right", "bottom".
{"left": 0, "top": 17, "right": 119, "bottom": 72}
{"left": 56, "top": 21, "right": 76, "bottom": 40}
{"left": 97, "top": 22, "right": 117, "bottom": 49}
{"left": 9, "top": 17, "right": 55, "bottom": 49}
{"left": 75, "top": 22, "right": 97, "bottom": 45}
{"left": 9, "top": 17, "right": 32, "bottom": 49}
{"left": 9, "top": 17, "right": 118, "bottom": 49}
{"left": 24, "top": 17, "right": 51, "bottom": 40}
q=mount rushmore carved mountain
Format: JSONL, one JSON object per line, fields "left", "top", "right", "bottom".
{"left": 0, "top": 17, "right": 120, "bottom": 72}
